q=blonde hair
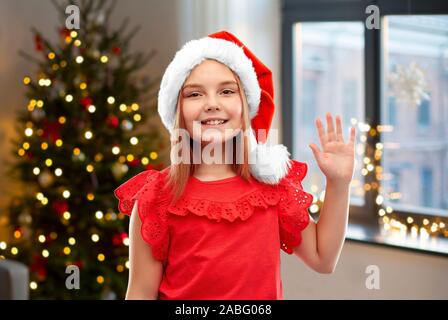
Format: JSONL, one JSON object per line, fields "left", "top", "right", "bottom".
{"left": 167, "top": 63, "right": 252, "bottom": 203}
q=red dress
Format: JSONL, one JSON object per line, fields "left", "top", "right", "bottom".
{"left": 114, "top": 160, "right": 313, "bottom": 300}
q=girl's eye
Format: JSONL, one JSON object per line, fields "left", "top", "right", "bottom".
{"left": 222, "top": 89, "right": 234, "bottom": 95}
{"left": 186, "top": 92, "right": 201, "bottom": 98}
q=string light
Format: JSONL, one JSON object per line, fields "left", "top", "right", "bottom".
{"left": 42, "top": 249, "right": 49, "bottom": 258}
{"left": 130, "top": 137, "right": 138, "bottom": 145}
{"left": 25, "top": 128, "right": 33, "bottom": 137}
{"left": 65, "top": 94, "right": 73, "bottom": 102}
{"left": 23, "top": 76, "right": 31, "bottom": 85}
{"left": 112, "top": 146, "right": 120, "bottom": 155}
{"left": 95, "top": 211, "right": 103, "bottom": 219}
{"left": 84, "top": 131, "right": 93, "bottom": 139}
{"left": 62, "top": 190, "right": 70, "bottom": 199}
{"left": 30, "top": 282, "right": 38, "bottom": 290}
{"left": 91, "top": 234, "right": 99, "bottom": 242}
{"left": 119, "top": 104, "right": 127, "bottom": 112}
{"left": 88, "top": 105, "right": 96, "bottom": 113}
{"left": 75, "top": 56, "right": 84, "bottom": 64}
{"left": 107, "top": 96, "right": 115, "bottom": 104}
{"left": 68, "top": 237, "right": 76, "bottom": 245}
{"left": 96, "top": 276, "right": 104, "bottom": 284}
{"left": 100, "top": 55, "right": 108, "bottom": 63}
{"left": 14, "top": 230, "right": 22, "bottom": 239}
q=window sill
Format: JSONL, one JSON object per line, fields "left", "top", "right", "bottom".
{"left": 346, "top": 222, "right": 448, "bottom": 258}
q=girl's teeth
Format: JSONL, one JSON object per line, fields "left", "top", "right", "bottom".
{"left": 204, "top": 120, "right": 225, "bottom": 125}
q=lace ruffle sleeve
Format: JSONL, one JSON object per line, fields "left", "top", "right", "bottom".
{"left": 277, "top": 160, "right": 313, "bottom": 254}
{"left": 114, "top": 169, "right": 170, "bottom": 262}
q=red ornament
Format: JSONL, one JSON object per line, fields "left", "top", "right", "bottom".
{"left": 106, "top": 115, "right": 119, "bottom": 128}
{"left": 30, "top": 254, "right": 47, "bottom": 280}
{"left": 34, "top": 34, "right": 43, "bottom": 52}
{"left": 145, "top": 164, "right": 154, "bottom": 170}
{"left": 112, "top": 46, "right": 121, "bottom": 55}
{"left": 112, "top": 232, "right": 129, "bottom": 246}
{"left": 112, "top": 233, "right": 122, "bottom": 246}
{"left": 72, "top": 260, "right": 84, "bottom": 269}
{"left": 52, "top": 200, "right": 69, "bottom": 217}
{"left": 59, "top": 27, "right": 71, "bottom": 38}
{"left": 41, "top": 119, "right": 62, "bottom": 143}
{"left": 128, "top": 158, "right": 140, "bottom": 167}
{"left": 80, "top": 97, "right": 93, "bottom": 109}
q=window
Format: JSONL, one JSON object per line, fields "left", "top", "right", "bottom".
{"left": 418, "top": 94, "right": 431, "bottom": 128}
{"left": 282, "top": 0, "right": 448, "bottom": 254}
{"left": 292, "top": 22, "right": 365, "bottom": 206}
{"left": 382, "top": 15, "right": 448, "bottom": 216}
{"left": 421, "top": 167, "right": 433, "bottom": 207}
{"left": 388, "top": 96, "right": 397, "bottom": 126}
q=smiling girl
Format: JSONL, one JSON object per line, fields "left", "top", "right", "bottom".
{"left": 114, "top": 31, "right": 356, "bottom": 300}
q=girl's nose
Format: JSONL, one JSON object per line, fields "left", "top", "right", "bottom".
{"left": 205, "top": 98, "right": 221, "bottom": 111}
{"left": 206, "top": 104, "right": 220, "bottom": 111}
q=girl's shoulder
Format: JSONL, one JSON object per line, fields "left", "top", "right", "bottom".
{"left": 113, "top": 166, "right": 171, "bottom": 215}
{"left": 114, "top": 167, "right": 172, "bottom": 262}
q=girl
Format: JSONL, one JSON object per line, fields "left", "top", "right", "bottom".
{"left": 114, "top": 31, "right": 356, "bottom": 300}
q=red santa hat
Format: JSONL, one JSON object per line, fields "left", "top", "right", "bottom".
{"left": 157, "top": 30, "right": 292, "bottom": 184}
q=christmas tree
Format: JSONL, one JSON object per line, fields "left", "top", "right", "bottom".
{"left": 1, "top": 0, "right": 167, "bottom": 299}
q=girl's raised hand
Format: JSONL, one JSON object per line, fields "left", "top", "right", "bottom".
{"left": 309, "top": 113, "right": 356, "bottom": 185}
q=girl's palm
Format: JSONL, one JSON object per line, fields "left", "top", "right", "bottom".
{"left": 309, "top": 113, "right": 356, "bottom": 184}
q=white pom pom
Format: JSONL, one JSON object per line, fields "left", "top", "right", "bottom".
{"left": 248, "top": 129, "right": 292, "bottom": 184}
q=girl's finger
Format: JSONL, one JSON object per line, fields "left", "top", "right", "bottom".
{"left": 326, "top": 112, "right": 336, "bottom": 142}
{"left": 349, "top": 126, "right": 356, "bottom": 145}
{"left": 336, "top": 115, "right": 344, "bottom": 143}
{"left": 309, "top": 143, "right": 321, "bottom": 160}
{"left": 316, "top": 118, "right": 327, "bottom": 148}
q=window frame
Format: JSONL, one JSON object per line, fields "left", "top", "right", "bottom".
{"left": 281, "top": 0, "right": 448, "bottom": 254}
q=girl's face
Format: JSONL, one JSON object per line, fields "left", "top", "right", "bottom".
{"left": 180, "top": 59, "right": 243, "bottom": 144}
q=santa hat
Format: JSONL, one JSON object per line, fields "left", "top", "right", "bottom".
{"left": 157, "top": 30, "right": 292, "bottom": 184}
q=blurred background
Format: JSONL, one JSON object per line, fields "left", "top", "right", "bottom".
{"left": 0, "top": 0, "right": 447, "bottom": 299}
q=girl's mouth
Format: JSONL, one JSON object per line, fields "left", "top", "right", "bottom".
{"left": 200, "top": 119, "right": 229, "bottom": 127}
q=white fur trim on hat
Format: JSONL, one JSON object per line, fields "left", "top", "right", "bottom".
{"left": 248, "top": 128, "right": 292, "bottom": 184}
{"left": 158, "top": 36, "right": 261, "bottom": 134}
